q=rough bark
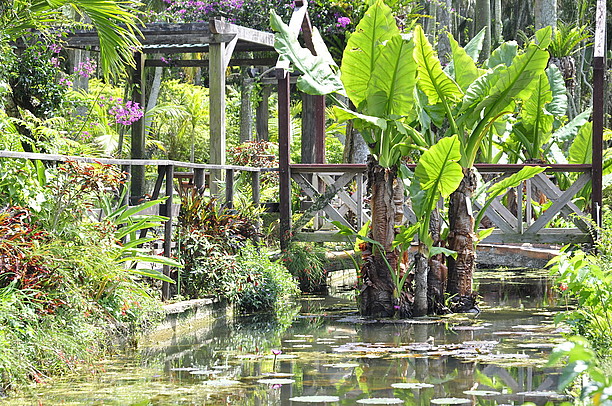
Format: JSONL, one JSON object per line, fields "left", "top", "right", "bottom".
{"left": 359, "top": 156, "right": 404, "bottom": 317}
{"left": 413, "top": 247, "right": 429, "bottom": 317}
{"left": 447, "top": 167, "right": 478, "bottom": 313}
{"left": 427, "top": 208, "right": 449, "bottom": 314}
{"left": 534, "top": 0, "right": 557, "bottom": 30}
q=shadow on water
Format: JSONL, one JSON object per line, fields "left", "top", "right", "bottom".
{"left": 3, "top": 269, "right": 571, "bottom": 405}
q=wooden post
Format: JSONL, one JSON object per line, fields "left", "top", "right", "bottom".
{"left": 209, "top": 41, "right": 226, "bottom": 197}
{"left": 256, "top": 85, "right": 270, "bottom": 141}
{"left": 225, "top": 168, "right": 234, "bottom": 209}
{"left": 252, "top": 170, "right": 261, "bottom": 206}
{"left": 194, "top": 168, "right": 206, "bottom": 192}
{"left": 129, "top": 52, "right": 146, "bottom": 203}
{"left": 592, "top": 0, "right": 606, "bottom": 228}
{"left": 161, "top": 164, "right": 174, "bottom": 300}
{"left": 120, "top": 164, "right": 131, "bottom": 207}
{"left": 277, "top": 67, "right": 292, "bottom": 250}
{"left": 314, "top": 95, "right": 326, "bottom": 164}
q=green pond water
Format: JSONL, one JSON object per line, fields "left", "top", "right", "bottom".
{"left": 6, "top": 269, "right": 570, "bottom": 405}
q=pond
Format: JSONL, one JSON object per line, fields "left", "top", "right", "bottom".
{"left": 5, "top": 269, "right": 570, "bottom": 405}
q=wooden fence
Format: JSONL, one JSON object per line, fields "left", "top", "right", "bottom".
{"left": 287, "top": 163, "right": 595, "bottom": 246}
{"left": 0, "top": 151, "right": 271, "bottom": 298}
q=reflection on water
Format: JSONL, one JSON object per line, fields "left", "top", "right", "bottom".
{"left": 5, "top": 269, "right": 570, "bottom": 405}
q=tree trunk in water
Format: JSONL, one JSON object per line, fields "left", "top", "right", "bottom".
{"left": 427, "top": 207, "right": 449, "bottom": 314}
{"left": 359, "top": 156, "right": 404, "bottom": 317}
{"left": 413, "top": 247, "right": 428, "bottom": 317}
{"left": 447, "top": 167, "right": 478, "bottom": 313}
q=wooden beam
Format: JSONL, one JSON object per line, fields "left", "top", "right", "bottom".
{"left": 209, "top": 18, "right": 275, "bottom": 47}
{"left": 209, "top": 41, "right": 226, "bottom": 197}
{"left": 145, "top": 57, "right": 277, "bottom": 68}
{"left": 161, "top": 164, "right": 175, "bottom": 300}
{"left": 277, "top": 67, "right": 292, "bottom": 250}
{"left": 129, "top": 52, "right": 146, "bottom": 202}
{"left": 526, "top": 173, "right": 592, "bottom": 234}
{"left": 592, "top": 0, "right": 606, "bottom": 227}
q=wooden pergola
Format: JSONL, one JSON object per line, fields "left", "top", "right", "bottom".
{"left": 65, "top": 19, "right": 277, "bottom": 200}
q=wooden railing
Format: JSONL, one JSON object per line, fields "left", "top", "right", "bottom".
{"left": 0, "top": 151, "right": 272, "bottom": 298}
{"left": 287, "top": 163, "right": 595, "bottom": 245}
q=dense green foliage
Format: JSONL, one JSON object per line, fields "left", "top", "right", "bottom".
{"left": 177, "top": 190, "right": 298, "bottom": 311}
{"left": 281, "top": 242, "right": 328, "bottom": 293}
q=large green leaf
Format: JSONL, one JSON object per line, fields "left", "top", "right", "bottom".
{"left": 415, "top": 134, "right": 463, "bottom": 197}
{"left": 545, "top": 65, "right": 568, "bottom": 117}
{"left": 340, "top": 0, "right": 399, "bottom": 108}
{"left": 569, "top": 122, "right": 593, "bottom": 164}
{"left": 516, "top": 72, "right": 554, "bottom": 157}
{"left": 447, "top": 32, "right": 482, "bottom": 91}
{"left": 464, "top": 27, "right": 487, "bottom": 62}
{"left": 553, "top": 109, "right": 592, "bottom": 145}
{"left": 333, "top": 106, "right": 388, "bottom": 131}
{"left": 270, "top": 11, "right": 344, "bottom": 95}
{"left": 366, "top": 34, "right": 417, "bottom": 117}
{"left": 465, "top": 44, "right": 549, "bottom": 165}
{"left": 487, "top": 41, "right": 519, "bottom": 68}
{"left": 413, "top": 25, "right": 462, "bottom": 106}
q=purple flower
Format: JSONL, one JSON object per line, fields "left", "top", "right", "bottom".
{"left": 336, "top": 16, "right": 351, "bottom": 28}
{"left": 49, "top": 43, "right": 62, "bottom": 53}
{"left": 393, "top": 305, "right": 401, "bottom": 310}
{"left": 271, "top": 349, "right": 282, "bottom": 355}
{"left": 74, "top": 58, "right": 97, "bottom": 78}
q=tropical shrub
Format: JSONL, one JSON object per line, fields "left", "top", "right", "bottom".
{"left": 0, "top": 205, "right": 164, "bottom": 392}
{"left": 549, "top": 227, "right": 612, "bottom": 353}
{"left": 549, "top": 337, "right": 612, "bottom": 405}
{"left": 281, "top": 242, "right": 327, "bottom": 293}
{"left": 235, "top": 244, "right": 299, "bottom": 313}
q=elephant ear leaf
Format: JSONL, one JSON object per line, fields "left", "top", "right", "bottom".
{"left": 366, "top": 34, "right": 417, "bottom": 117}
{"left": 545, "top": 65, "right": 568, "bottom": 117}
{"left": 270, "top": 10, "right": 344, "bottom": 95}
{"left": 413, "top": 25, "right": 462, "bottom": 105}
{"left": 415, "top": 134, "right": 463, "bottom": 197}
{"left": 569, "top": 122, "right": 593, "bottom": 164}
{"left": 341, "top": 0, "right": 399, "bottom": 108}
{"left": 447, "top": 32, "right": 483, "bottom": 91}
{"left": 487, "top": 41, "right": 518, "bottom": 68}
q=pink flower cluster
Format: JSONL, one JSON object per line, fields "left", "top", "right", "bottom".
{"left": 106, "top": 98, "right": 144, "bottom": 126}
{"left": 74, "top": 58, "right": 97, "bottom": 78}
{"left": 336, "top": 16, "right": 351, "bottom": 27}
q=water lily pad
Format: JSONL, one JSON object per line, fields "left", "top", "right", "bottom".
{"left": 170, "top": 367, "right": 198, "bottom": 372}
{"left": 452, "top": 325, "right": 486, "bottom": 331}
{"left": 516, "top": 343, "right": 556, "bottom": 349}
{"left": 190, "top": 369, "right": 222, "bottom": 375}
{"left": 261, "top": 372, "right": 295, "bottom": 377}
{"left": 430, "top": 398, "right": 472, "bottom": 404}
{"left": 265, "top": 354, "right": 298, "bottom": 359}
{"left": 201, "top": 379, "right": 241, "bottom": 386}
{"left": 322, "top": 363, "right": 360, "bottom": 368}
{"left": 356, "top": 397, "right": 403, "bottom": 404}
{"left": 391, "top": 382, "right": 434, "bottom": 389}
{"left": 293, "top": 344, "right": 313, "bottom": 348}
{"left": 463, "top": 390, "right": 500, "bottom": 396}
{"left": 212, "top": 365, "right": 232, "bottom": 370}
{"left": 257, "top": 378, "right": 295, "bottom": 385}
{"left": 285, "top": 339, "right": 308, "bottom": 343}
{"left": 288, "top": 395, "right": 340, "bottom": 403}
{"left": 516, "top": 391, "right": 566, "bottom": 400}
